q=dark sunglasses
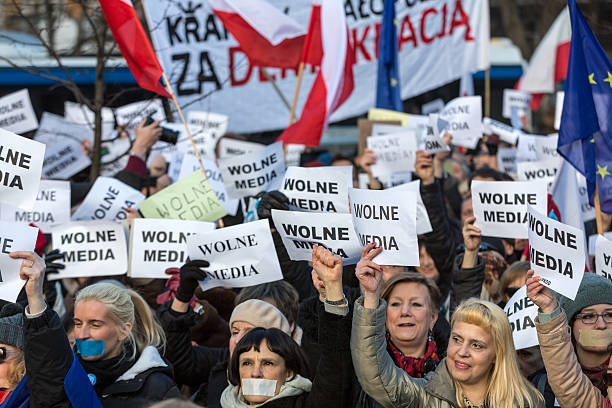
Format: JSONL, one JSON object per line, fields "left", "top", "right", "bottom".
{"left": 504, "top": 287, "right": 521, "bottom": 299}
{"left": 0, "top": 346, "right": 15, "bottom": 363}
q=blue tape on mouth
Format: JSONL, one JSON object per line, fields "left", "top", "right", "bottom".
{"left": 75, "top": 339, "right": 105, "bottom": 357}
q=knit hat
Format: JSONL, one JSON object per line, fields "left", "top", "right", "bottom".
{"left": 558, "top": 273, "right": 612, "bottom": 322}
{"left": 0, "top": 303, "right": 24, "bottom": 349}
{"left": 229, "top": 299, "right": 291, "bottom": 336}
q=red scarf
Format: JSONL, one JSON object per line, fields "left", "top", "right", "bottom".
{"left": 386, "top": 334, "right": 439, "bottom": 378}
{"left": 580, "top": 357, "right": 610, "bottom": 397}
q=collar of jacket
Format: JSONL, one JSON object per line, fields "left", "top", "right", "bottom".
{"left": 423, "top": 358, "right": 460, "bottom": 407}
{"left": 100, "top": 346, "right": 170, "bottom": 395}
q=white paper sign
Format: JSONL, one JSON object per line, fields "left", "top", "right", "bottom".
{"left": 280, "top": 166, "right": 349, "bottom": 213}
{"left": 0, "top": 221, "right": 38, "bottom": 301}
{"left": 516, "top": 134, "right": 559, "bottom": 162}
{"left": 0, "top": 180, "right": 70, "bottom": 232}
{"left": 368, "top": 132, "right": 417, "bottom": 179}
{"left": 348, "top": 187, "right": 418, "bottom": 266}
{"left": 497, "top": 148, "right": 517, "bottom": 177}
{"left": 285, "top": 144, "right": 306, "bottom": 168}
{"left": 129, "top": 218, "right": 215, "bottom": 279}
{"left": 595, "top": 235, "right": 612, "bottom": 282}
{"left": 114, "top": 99, "right": 165, "bottom": 130}
{"left": 589, "top": 233, "right": 612, "bottom": 256}
{"left": 0, "top": 128, "right": 46, "bottom": 211}
{"left": 421, "top": 98, "right": 445, "bottom": 115}
{"left": 39, "top": 111, "right": 93, "bottom": 142}
{"left": 503, "top": 90, "right": 531, "bottom": 119}
{"left": 483, "top": 117, "right": 520, "bottom": 145}
{"left": 187, "top": 111, "right": 228, "bottom": 136}
{"left": 71, "top": 177, "right": 145, "bottom": 221}
{"left": 218, "top": 142, "right": 285, "bottom": 199}
{"left": 517, "top": 158, "right": 563, "bottom": 193}
{"left": 472, "top": 180, "right": 547, "bottom": 239}
{"left": 218, "top": 138, "right": 265, "bottom": 158}
{"left": 186, "top": 219, "right": 283, "bottom": 291}
{"left": 504, "top": 286, "right": 539, "bottom": 350}
{"left": 554, "top": 91, "right": 564, "bottom": 131}
{"left": 440, "top": 96, "right": 482, "bottom": 149}
{"left": 527, "top": 205, "right": 585, "bottom": 300}
{"left": 417, "top": 123, "right": 450, "bottom": 154}
{"left": 64, "top": 101, "right": 114, "bottom": 139}
{"left": 388, "top": 180, "right": 433, "bottom": 235}
{"left": 0, "top": 89, "right": 38, "bottom": 134}
{"left": 50, "top": 221, "right": 128, "bottom": 280}
{"left": 178, "top": 156, "right": 240, "bottom": 216}
{"left": 271, "top": 210, "right": 362, "bottom": 264}
{"left": 577, "top": 172, "right": 596, "bottom": 222}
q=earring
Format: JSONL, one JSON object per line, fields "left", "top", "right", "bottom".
{"left": 427, "top": 330, "right": 434, "bottom": 342}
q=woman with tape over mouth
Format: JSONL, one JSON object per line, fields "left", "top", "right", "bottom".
{"left": 526, "top": 270, "right": 612, "bottom": 407}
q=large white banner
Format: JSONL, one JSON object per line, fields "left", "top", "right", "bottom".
{"left": 0, "top": 221, "right": 38, "bottom": 302}
{"left": 0, "top": 89, "right": 38, "bottom": 134}
{"left": 143, "top": 0, "right": 489, "bottom": 132}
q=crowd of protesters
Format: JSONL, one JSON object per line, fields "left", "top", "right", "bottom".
{"left": 0, "top": 116, "right": 611, "bottom": 408}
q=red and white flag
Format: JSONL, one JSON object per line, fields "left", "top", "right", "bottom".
{"left": 209, "top": 0, "right": 306, "bottom": 69}
{"left": 516, "top": 7, "right": 570, "bottom": 108}
{"left": 99, "top": 0, "right": 170, "bottom": 97}
{"left": 277, "top": 0, "right": 354, "bottom": 147}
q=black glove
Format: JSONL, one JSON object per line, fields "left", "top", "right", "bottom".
{"left": 175, "top": 260, "right": 210, "bottom": 303}
{"left": 257, "top": 191, "right": 289, "bottom": 220}
{"left": 44, "top": 249, "right": 65, "bottom": 276}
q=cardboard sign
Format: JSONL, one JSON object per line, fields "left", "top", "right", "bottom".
{"left": 271, "top": 209, "right": 362, "bottom": 264}
{"left": 218, "top": 138, "right": 265, "bottom": 158}
{"left": 280, "top": 166, "right": 349, "bottom": 213}
{"left": 595, "top": 235, "right": 612, "bottom": 282}
{"left": 129, "top": 218, "right": 215, "bottom": 279}
{"left": 64, "top": 101, "right": 114, "bottom": 139}
{"left": 440, "top": 96, "right": 482, "bottom": 149}
{"left": 577, "top": 173, "right": 596, "bottom": 222}
{"left": 421, "top": 98, "right": 445, "bottom": 115}
{"left": 368, "top": 132, "right": 417, "bottom": 180}
{"left": 0, "top": 180, "right": 70, "bottom": 232}
{"left": 218, "top": 141, "right": 285, "bottom": 199}
{"left": 497, "top": 148, "right": 517, "bottom": 177}
{"left": 71, "top": 177, "right": 145, "bottom": 222}
{"left": 139, "top": 170, "right": 226, "bottom": 222}
{"left": 503, "top": 90, "right": 531, "bottom": 119}
{"left": 0, "top": 128, "right": 46, "bottom": 211}
{"left": 472, "top": 180, "right": 548, "bottom": 239}
{"left": 516, "top": 134, "right": 559, "bottom": 162}
{"left": 388, "top": 180, "right": 433, "bottom": 235}
{"left": 527, "top": 205, "right": 585, "bottom": 300}
{"left": 0, "top": 221, "right": 38, "bottom": 301}
{"left": 483, "top": 117, "right": 520, "bottom": 145}
{"left": 114, "top": 99, "right": 164, "bottom": 129}
{"left": 186, "top": 219, "right": 283, "bottom": 291}
{"left": 178, "top": 156, "right": 240, "bottom": 216}
{"left": 358, "top": 119, "right": 402, "bottom": 156}
{"left": 517, "top": 158, "right": 563, "bottom": 193}
{"left": 504, "top": 286, "right": 539, "bottom": 350}
{"left": 50, "top": 221, "right": 128, "bottom": 280}
{"left": 348, "top": 187, "right": 418, "bottom": 266}
{"left": 0, "top": 89, "right": 38, "bottom": 134}
{"left": 368, "top": 108, "right": 410, "bottom": 126}
{"left": 554, "top": 91, "right": 564, "bottom": 131}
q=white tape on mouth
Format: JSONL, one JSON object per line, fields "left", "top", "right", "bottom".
{"left": 241, "top": 378, "right": 278, "bottom": 397}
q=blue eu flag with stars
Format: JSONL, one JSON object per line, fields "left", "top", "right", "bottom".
{"left": 375, "top": 0, "right": 402, "bottom": 112}
{"left": 558, "top": 0, "right": 612, "bottom": 213}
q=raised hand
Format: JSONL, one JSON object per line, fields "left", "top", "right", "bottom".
{"left": 175, "top": 260, "right": 209, "bottom": 303}
{"left": 257, "top": 191, "right": 289, "bottom": 221}
{"left": 312, "top": 245, "right": 343, "bottom": 302}
{"left": 415, "top": 150, "right": 434, "bottom": 185}
{"left": 10, "top": 251, "right": 46, "bottom": 315}
{"left": 355, "top": 243, "right": 383, "bottom": 308}
{"left": 462, "top": 216, "right": 481, "bottom": 252}
{"left": 526, "top": 269, "right": 558, "bottom": 314}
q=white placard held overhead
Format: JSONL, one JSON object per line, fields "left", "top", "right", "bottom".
{"left": 50, "top": 221, "right": 128, "bottom": 280}
{"left": 502, "top": 90, "right": 531, "bottom": 119}
{"left": 440, "top": 96, "right": 482, "bottom": 149}
{"left": 421, "top": 98, "right": 445, "bottom": 115}
{"left": 187, "top": 111, "right": 228, "bottom": 136}
{"left": 576, "top": 173, "right": 596, "bottom": 222}
{"left": 595, "top": 235, "right": 612, "bottom": 281}
{"left": 348, "top": 187, "right": 418, "bottom": 266}
{"left": 497, "top": 148, "right": 517, "bottom": 177}
{"left": 554, "top": 91, "right": 564, "bottom": 131}
{"left": 218, "top": 138, "right": 265, "bottom": 158}
{"left": 504, "top": 286, "right": 539, "bottom": 350}
{"left": 129, "top": 218, "right": 216, "bottom": 279}
{"left": 285, "top": 144, "right": 306, "bottom": 168}
{"left": 527, "top": 205, "right": 585, "bottom": 300}
{"left": 218, "top": 142, "right": 285, "bottom": 199}
{"left": 0, "top": 89, "right": 38, "bottom": 134}
{"left": 114, "top": 99, "right": 164, "bottom": 129}
{"left": 517, "top": 158, "right": 563, "bottom": 193}
{"left": 472, "top": 180, "right": 547, "bottom": 239}
{"left": 186, "top": 219, "right": 283, "bottom": 291}
{"left": 0, "top": 221, "right": 38, "bottom": 302}
{"left": 64, "top": 101, "right": 114, "bottom": 139}
{"left": 271, "top": 210, "right": 362, "bottom": 264}
{"left": 71, "top": 177, "right": 145, "bottom": 222}
{"left": 280, "top": 166, "right": 349, "bottom": 213}
{"left": 516, "top": 134, "right": 559, "bottom": 162}
{"left": 0, "top": 180, "right": 70, "bottom": 232}
{"left": 388, "top": 180, "right": 433, "bottom": 235}
{"left": 36, "top": 112, "right": 93, "bottom": 142}
{"left": 371, "top": 123, "right": 404, "bottom": 136}
{"left": 368, "top": 132, "right": 417, "bottom": 179}
{"left": 417, "top": 123, "right": 450, "bottom": 154}
{"left": 0, "top": 128, "right": 46, "bottom": 211}
{"left": 100, "top": 136, "right": 132, "bottom": 177}
{"left": 589, "top": 233, "right": 612, "bottom": 256}
{"left": 483, "top": 117, "right": 520, "bottom": 145}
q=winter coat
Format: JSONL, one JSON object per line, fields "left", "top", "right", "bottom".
{"left": 536, "top": 310, "right": 605, "bottom": 408}
{"left": 351, "top": 298, "right": 545, "bottom": 408}
{"left": 450, "top": 253, "right": 485, "bottom": 317}
{"left": 23, "top": 307, "right": 180, "bottom": 408}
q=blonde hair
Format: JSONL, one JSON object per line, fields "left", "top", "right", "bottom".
{"left": 451, "top": 299, "right": 543, "bottom": 408}
{"left": 75, "top": 282, "right": 166, "bottom": 361}
{"left": 7, "top": 348, "right": 25, "bottom": 389}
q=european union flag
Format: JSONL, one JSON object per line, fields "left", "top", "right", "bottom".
{"left": 375, "top": 0, "right": 402, "bottom": 111}
{"left": 558, "top": 0, "right": 612, "bottom": 212}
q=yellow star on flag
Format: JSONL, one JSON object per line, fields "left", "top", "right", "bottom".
{"left": 589, "top": 73, "right": 598, "bottom": 84}
{"left": 604, "top": 72, "right": 612, "bottom": 88}
{"left": 597, "top": 164, "right": 611, "bottom": 180}
{"left": 390, "top": 78, "right": 398, "bottom": 87}
{"left": 591, "top": 138, "right": 595, "bottom": 143}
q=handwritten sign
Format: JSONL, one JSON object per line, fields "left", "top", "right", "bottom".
{"left": 0, "top": 221, "right": 38, "bottom": 301}
{"left": 504, "top": 286, "right": 539, "bottom": 350}
{"left": 71, "top": 177, "right": 145, "bottom": 222}
{"left": 0, "top": 89, "right": 38, "bottom": 134}
{"left": 280, "top": 166, "right": 349, "bottom": 213}
{"left": 440, "top": 96, "right": 482, "bottom": 149}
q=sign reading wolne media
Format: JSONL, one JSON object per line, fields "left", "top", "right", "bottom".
{"left": 504, "top": 286, "right": 538, "bottom": 350}
{"left": 440, "top": 96, "right": 482, "bottom": 149}
{"left": 0, "top": 89, "right": 38, "bottom": 134}
{"left": 71, "top": 177, "right": 145, "bottom": 222}
{"left": 0, "top": 221, "right": 38, "bottom": 302}
{"left": 595, "top": 235, "right": 612, "bottom": 282}
{"left": 280, "top": 166, "right": 349, "bottom": 213}
{"left": 186, "top": 219, "right": 283, "bottom": 291}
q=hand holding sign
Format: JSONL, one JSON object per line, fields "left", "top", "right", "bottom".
{"left": 525, "top": 269, "right": 559, "bottom": 314}
{"left": 175, "top": 260, "right": 210, "bottom": 303}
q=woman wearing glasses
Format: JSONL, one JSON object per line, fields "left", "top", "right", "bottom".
{"left": 527, "top": 270, "right": 612, "bottom": 408}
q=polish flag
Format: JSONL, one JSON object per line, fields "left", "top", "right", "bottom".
{"left": 516, "top": 7, "right": 570, "bottom": 109}
{"left": 277, "top": 0, "right": 354, "bottom": 147}
{"left": 99, "top": 0, "right": 170, "bottom": 97}
{"left": 209, "top": 0, "right": 306, "bottom": 69}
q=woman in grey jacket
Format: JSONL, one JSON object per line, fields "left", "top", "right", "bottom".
{"left": 351, "top": 264, "right": 544, "bottom": 408}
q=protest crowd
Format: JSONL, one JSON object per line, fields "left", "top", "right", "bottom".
{"left": 1, "top": 0, "right": 612, "bottom": 407}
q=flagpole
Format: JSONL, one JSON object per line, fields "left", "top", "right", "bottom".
{"left": 288, "top": 62, "right": 305, "bottom": 125}
{"left": 595, "top": 184, "right": 604, "bottom": 235}
{"left": 261, "top": 68, "right": 292, "bottom": 112}
{"left": 161, "top": 73, "right": 207, "bottom": 178}
{"left": 484, "top": 67, "right": 491, "bottom": 118}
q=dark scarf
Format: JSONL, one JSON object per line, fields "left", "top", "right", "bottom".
{"left": 386, "top": 334, "right": 439, "bottom": 378}
{"left": 78, "top": 344, "right": 137, "bottom": 394}
{"left": 580, "top": 357, "right": 610, "bottom": 397}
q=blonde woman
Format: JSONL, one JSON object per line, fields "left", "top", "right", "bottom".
{"left": 352, "top": 263, "right": 544, "bottom": 408}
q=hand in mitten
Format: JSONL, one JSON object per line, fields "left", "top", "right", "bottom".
{"left": 44, "top": 249, "right": 65, "bottom": 277}
{"left": 257, "top": 191, "right": 289, "bottom": 220}
{"left": 176, "top": 260, "right": 210, "bottom": 303}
